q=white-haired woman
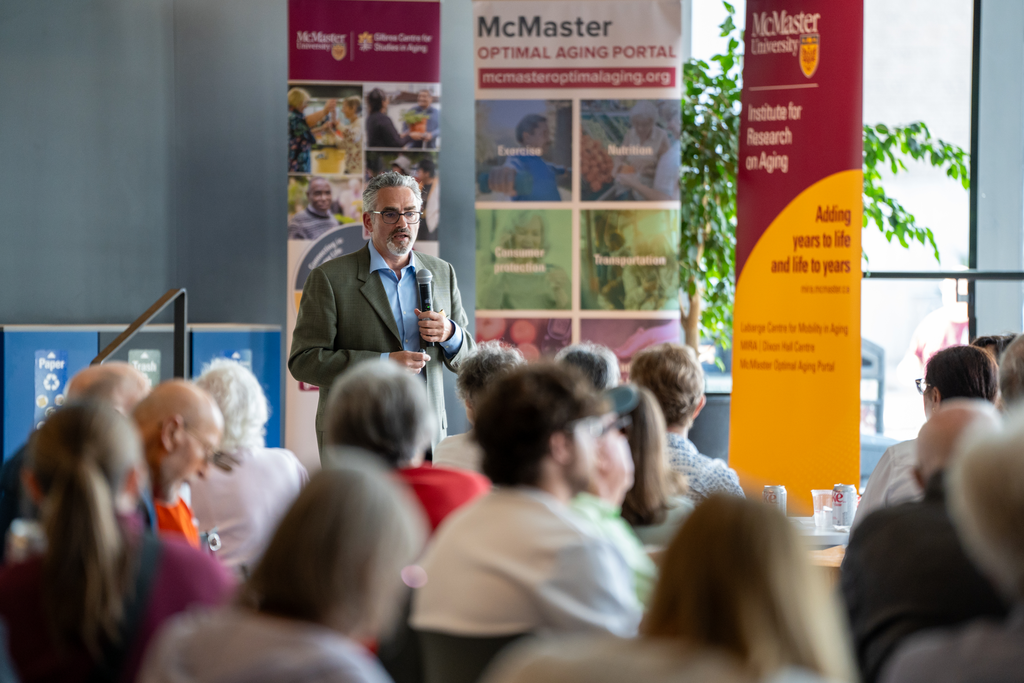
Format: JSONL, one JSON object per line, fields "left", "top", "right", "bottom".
{"left": 191, "top": 359, "right": 308, "bottom": 576}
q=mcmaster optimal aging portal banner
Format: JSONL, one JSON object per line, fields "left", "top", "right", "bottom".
{"left": 472, "top": 0, "right": 686, "bottom": 379}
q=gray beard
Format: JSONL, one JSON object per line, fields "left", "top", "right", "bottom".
{"left": 386, "top": 233, "right": 413, "bottom": 256}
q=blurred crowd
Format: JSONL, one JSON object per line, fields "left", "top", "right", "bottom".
{"left": 0, "top": 334, "right": 1021, "bottom": 683}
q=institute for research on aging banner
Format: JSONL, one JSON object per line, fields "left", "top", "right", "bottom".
{"left": 730, "top": 1, "right": 864, "bottom": 508}
{"left": 285, "top": 0, "right": 442, "bottom": 462}
{"left": 473, "top": 0, "right": 687, "bottom": 382}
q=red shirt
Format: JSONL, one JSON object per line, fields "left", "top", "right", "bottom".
{"left": 398, "top": 464, "right": 490, "bottom": 531}
{"left": 0, "top": 537, "right": 234, "bottom": 683}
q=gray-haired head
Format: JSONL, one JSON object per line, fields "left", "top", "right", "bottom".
{"left": 555, "top": 342, "right": 620, "bottom": 390}
{"left": 324, "top": 361, "right": 436, "bottom": 468}
{"left": 999, "top": 335, "right": 1024, "bottom": 410}
{"left": 362, "top": 171, "right": 422, "bottom": 214}
{"left": 194, "top": 359, "right": 270, "bottom": 453}
{"left": 456, "top": 341, "right": 526, "bottom": 409}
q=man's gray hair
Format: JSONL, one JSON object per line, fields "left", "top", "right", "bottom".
{"left": 456, "top": 341, "right": 525, "bottom": 405}
{"left": 324, "top": 361, "right": 436, "bottom": 467}
{"left": 999, "top": 335, "right": 1024, "bottom": 409}
{"left": 948, "top": 410, "right": 1023, "bottom": 599}
{"left": 555, "top": 342, "right": 620, "bottom": 390}
{"left": 363, "top": 171, "right": 422, "bottom": 214}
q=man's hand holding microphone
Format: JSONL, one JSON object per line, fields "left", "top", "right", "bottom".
{"left": 389, "top": 269, "right": 452, "bottom": 374}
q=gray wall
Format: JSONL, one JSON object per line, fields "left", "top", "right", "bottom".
{"left": 438, "top": 0, "right": 476, "bottom": 436}
{"left": 0, "top": 0, "right": 176, "bottom": 323}
{"left": 0, "top": 0, "right": 287, "bottom": 329}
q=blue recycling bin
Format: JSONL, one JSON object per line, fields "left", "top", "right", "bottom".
{"left": 1, "top": 327, "right": 99, "bottom": 461}
{"left": 1, "top": 324, "right": 283, "bottom": 461}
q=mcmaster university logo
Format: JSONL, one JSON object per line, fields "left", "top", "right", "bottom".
{"left": 800, "top": 33, "right": 819, "bottom": 77}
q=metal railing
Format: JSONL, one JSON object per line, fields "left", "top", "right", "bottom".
{"left": 91, "top": 289, "right": 189, "bottom": 377}
{"left": 862, "top": 270, "right": 1024, "bottom": 339}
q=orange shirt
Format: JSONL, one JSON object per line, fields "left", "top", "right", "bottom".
{"left": 156, "top": 497, "right": 200, "bottom": 549}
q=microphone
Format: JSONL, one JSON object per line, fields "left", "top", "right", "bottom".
{"left": 416, "top": 268, "right": 435, "bottom": 348}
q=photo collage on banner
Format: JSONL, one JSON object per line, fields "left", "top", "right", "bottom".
{"left": 473, "top": 0, "right": 683, "bottom": 379}
{"left": 287, "top": 0, "right": 441, "bottom": 456}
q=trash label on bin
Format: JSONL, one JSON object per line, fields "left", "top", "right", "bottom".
{"left": 34, "top": 350, "right": 68, "bottom": 428}
{"left": 128, "top": 350, "right": 161, "bottom": 389}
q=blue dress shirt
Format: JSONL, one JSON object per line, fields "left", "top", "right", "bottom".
{"left": 367, "top": 239, "right": 463, "bottom": 360}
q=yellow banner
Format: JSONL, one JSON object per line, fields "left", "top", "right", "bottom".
{"left": 730, "top": 170, "right": 862, "bottom": 509}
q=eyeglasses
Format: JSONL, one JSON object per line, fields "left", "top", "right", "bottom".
{"left": 915, "top": 378, "right": 929, "bottom": 395}
{"left": 370, "top": 210, "right": 422, "bottom": 224}
{"left": 567, "top": 413, "right": 632, "bottom": 440}
{"left": 183, "top": 427, "right": 219, "bottom": 466}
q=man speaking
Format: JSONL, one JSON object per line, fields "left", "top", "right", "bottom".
{"left": 289, "top": 171, "right": 475, "bottom": 456}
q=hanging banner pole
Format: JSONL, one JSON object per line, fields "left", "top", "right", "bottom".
{"left": 730, "top": 0, "right": 864, "bottom": 508}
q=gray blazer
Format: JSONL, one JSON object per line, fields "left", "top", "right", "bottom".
{"left": 288, "top": 243, "right": 475, "bottom": 449}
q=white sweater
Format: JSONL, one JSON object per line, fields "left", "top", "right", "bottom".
{"left": 411, "top": 487, "right": 641, "bottom": 638}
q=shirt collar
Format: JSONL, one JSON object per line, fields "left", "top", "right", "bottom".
{"left": 306, "top": 205, "right": 330, "bottom": 219}
{"left": 367, "top": 238, "right": 417, "bottom": 276}
{"left": 666, "top": 432, "right": 698, "bottom": 454}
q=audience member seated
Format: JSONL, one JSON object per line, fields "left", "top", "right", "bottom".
{"left": 970, "top": 333, "right": 1017, "bottom": 364}
{"left": 133, "top": 381, "right": 224, "bottom": 548}
{"left": 324, "top": 361, "right": 489, "bottom": 532}
{"left": 855, "top": 345, "right": 997, "bottom": 527}
{"left": 997, "top": 333, "right": 1024, "bottom": 410}
{"left": 190, "top": 360, "right": 308, "bottom": 576}
{"left": 0, "top": 362, "right": 151, "bottom": 559}
{"left": 881, "top": 410, "right": 1024, "bottom": 683}
{"left": 140, "top": 454, "right": 425, "bottom": 683}
{"left": 0, "top": 403, "right": 233, "bottom": 683}
{"left": 619, "top": 386, "right": 693, "bottom": 546}
{"left": 433, "top": 341, "right": 524, "bottom": 472}
{"left": 411, "top": 363, "right": 641, "bottom": 661}
{"left": 630, "top": 343, "right": 743, "bottom": 503}
{"left": 569, "top": 384, "right": 657, "bottom": 607}
{"left": 555, "top": 342, "right": 620, "bottom": 390}
{"left": 842, "top": 400, "right": 1007, "bottom": 683}
{"left": 483, "top": 495, "right": 854, "bottom": 683}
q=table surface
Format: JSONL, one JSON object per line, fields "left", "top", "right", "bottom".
{"left": 791, "top": 516, "right": 850, "bottom": 548}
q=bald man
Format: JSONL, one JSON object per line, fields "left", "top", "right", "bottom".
{"left": 0, "top": 362, "right": 151, "bottom": 560}
{"left": 842, "top": 400, "right": 1008, "bottom": 683}
{"left": 134, "top": 381, "right": 224, "bottom": 548}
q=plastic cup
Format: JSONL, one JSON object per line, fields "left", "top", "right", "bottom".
{"left": 812, "top": 489, "right": 833, "bottom": 529}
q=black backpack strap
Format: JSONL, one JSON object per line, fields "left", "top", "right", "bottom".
{"left": 88, "top": 532, "right": 163, "bottom": 683}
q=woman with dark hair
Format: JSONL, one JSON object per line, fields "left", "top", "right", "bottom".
{"left": 484, "top": 496, "right": 855, "bottom": 683}
{"left": 365, "top": 88, "right": 407, "bottom": 149}
{"left": 856, "top": 344, "right": 999, "bottom": 526}
{"left": 140, "top": 455, "right": 425, "bottom": 683}
{"left": 620, "top": 387, "right": 693, "bottom": 547}
{"left": 0, "top": 403, "right": 232, "bottom": 682}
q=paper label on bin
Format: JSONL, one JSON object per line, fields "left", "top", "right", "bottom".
{"left": 34, "top": 350, "right": 68, "bottom": 428}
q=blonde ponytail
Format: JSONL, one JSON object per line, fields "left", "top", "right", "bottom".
{"left": 31, "top": 403, "right": 142, "bottom": 656}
